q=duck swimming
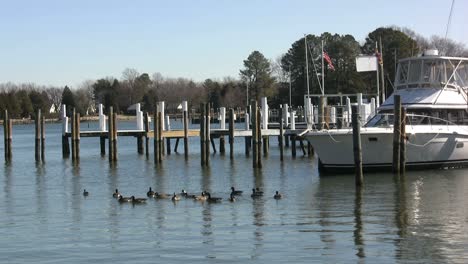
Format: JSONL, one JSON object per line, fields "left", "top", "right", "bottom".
{"left": 171, "top": 193, "right": 181, "bottom": 201}
{"left": 131, "top": 196, "right": 147, "bottom": 204}
{"left": 251, "top": 188, "right": 263, "bottom": 198}
{"left": 274, "top": 191, "right": 282, "bottom": 199}
{"left": 228, "top": 193, "right": 236, "bottom": 202}
{"left": 230, "top": 187, "right": 243, "bottom": 196}
{"left": 113, "top": 189, "right": 120, "bottom": 198}
{"left": 205, "top": 192, "right": 222, "bottom": 203}
{"left": 147, "top": 187, "right": 155, "bottom": 197}
{"left": 154, "top": 192, "right": 170, "bottom": 199}
{"left": 181, "top": 189, "right": 196, "bottom": 199}
{"left": 194, "top": 191, "right": 207, "bottom": 201}
{"left": 83, "top": 189, "right": 89, "bottom": 196}
{"left": 118, "top": 195, "right": 132, "bottom": 203}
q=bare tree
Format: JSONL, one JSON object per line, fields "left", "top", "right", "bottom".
{"left": 45, "top": 87, "right": 63, "bottom": 113}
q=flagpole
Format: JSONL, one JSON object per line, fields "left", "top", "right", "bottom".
{"left": 379, "top": 36, "right": 386, "bottom": 101}
{"left": 375, "top": 41, "right": 380, "bottom": 107}
{"left": 321, "top": 40, "right": 325, "bottom": 96}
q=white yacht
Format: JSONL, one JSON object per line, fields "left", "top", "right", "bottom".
{"left": 304, "top": 50, "right": 468, "bottom": 173}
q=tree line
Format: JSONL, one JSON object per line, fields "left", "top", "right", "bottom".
{"left": 1, "top": 26, "right": 467, "bottom": 119}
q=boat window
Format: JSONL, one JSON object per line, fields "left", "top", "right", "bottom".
{"left": 396, "top": 58, "right": 468, "bottom": 90}
{"left": 408, "top": 60, "right": 422, "bottom": 84}
{"left": 365, "top": 114, "right": 393, "bottom": 127}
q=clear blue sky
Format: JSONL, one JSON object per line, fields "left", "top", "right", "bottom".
{"left": 0, "top": 0, "right": 466, "bottom": 87}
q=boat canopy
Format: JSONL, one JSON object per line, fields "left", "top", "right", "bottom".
{"left": 395, "top": 56, "right": 468, "bottom": 90}
{"left": 379, "top": 55, "right": 468, "bottom": 111}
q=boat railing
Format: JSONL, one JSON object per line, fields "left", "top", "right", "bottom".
{"left": 366, "top": 112, "right": 468, "bottom": 132}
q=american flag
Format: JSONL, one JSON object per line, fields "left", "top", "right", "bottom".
{"left": 375, "top": 49, "right": 383, "bottom": 65}
{"left": 323, "top": 51, "right": 335, "bottom": 71}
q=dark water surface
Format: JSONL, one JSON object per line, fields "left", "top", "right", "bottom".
{"left": 0, "top": 120, "right": 467, "bottom": 263}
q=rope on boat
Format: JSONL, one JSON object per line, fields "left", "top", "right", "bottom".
{"left": 406, "top": 132, "right": 441, "bottom": 147}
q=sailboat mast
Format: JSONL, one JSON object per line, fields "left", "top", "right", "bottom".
{"left": 375, "top": 41, "right": 380, "bottom": 107}
{"left": 379, "top": 36, "right": 386, "bottom": 101}
{"left": 304, "top": 35, "right": 310, "bottom": 97}
{"left": 321, "top": 40, "right": 325, "bottom": 96}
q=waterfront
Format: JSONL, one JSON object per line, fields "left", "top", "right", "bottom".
{"left": 0, "top": 121, "right": 467, "bottom": 263}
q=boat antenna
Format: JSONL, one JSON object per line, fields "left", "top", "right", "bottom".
{"left": 443, "top": 0, "right": 455, "bottom": 55}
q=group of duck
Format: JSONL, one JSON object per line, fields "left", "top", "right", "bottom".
{"left": 85, "top": 187, "right": 283, "bottom": 204}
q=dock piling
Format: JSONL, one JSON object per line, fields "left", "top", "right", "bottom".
{"left": 144, "top": 112, "right": 149, "bottom": 157}
{"left": 352, "top": 105, "right": 363, "bottom": 186}
{"left": 108, "top": 107, "right": 114, "bottom": 162}
{"left": 35, "top": 109, "right": 41, "bottom": 162}
{"left": 400, "top": 108, "right": 407, "bottom": 175}
{"left": 392, "top": 95, "right": 402, "bottom": 174}
{"left": 182, "top": 101, "right": 189, "bottom": 158}
{"left": 229, "top": 108, "right": 235, "bottom": 159}
{"left": 279, "top": 108, "right": 284, "bottom": 161}
{"left": 41, "top": 114, "right": 45, "bottom": 162}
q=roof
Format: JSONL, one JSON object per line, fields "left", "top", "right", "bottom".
{"left": 379, "top": 88, "right": 468, "bottom": 110}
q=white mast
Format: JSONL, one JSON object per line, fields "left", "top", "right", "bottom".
{"left": 379, "top": 37, "right": 386, "bottom": 101}
{"left": 304, "top": 35, "right": 310, "bottom": 97}
{"left": 375, "top": 41, "right": 380, "bottom": 107}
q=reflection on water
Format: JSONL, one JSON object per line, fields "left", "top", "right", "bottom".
{"left": 0, "top": 122, "right": 468, "bottom": 263}
{"left": 354, "top": 186, "right": 364, "bottom": 258}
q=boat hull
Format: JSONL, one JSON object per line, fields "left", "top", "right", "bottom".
{"left": 305, "top": 126, "right": 468, "bottom": 174}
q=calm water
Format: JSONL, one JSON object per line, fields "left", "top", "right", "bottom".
{"left": 0, "top": 120, "right": 467, "bottom": 263}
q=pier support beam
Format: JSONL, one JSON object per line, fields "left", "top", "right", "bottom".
{"left": 35, "top": 109, "right": 41, "bottom": 162}
{"left": 183, "top": 101, "right": 189, "bottom": 158}
{"left": 352, "top": 105, "right": 363, "bottom": 186}
{"left": 229, "top": 108, "right": 235, "bottom": 159}
{"left": 392, "top": 95, "right": 402, "bottom": 174}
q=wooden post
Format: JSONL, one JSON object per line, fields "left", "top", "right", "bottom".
{"left": 400, "top": 108, "right": 407, "bottom": 174}
{"left": 174, "top": 138, "right": 180, "bottom": 152}
{"left": 299, "top": 138, "right": 306, "bottom": 156}
{"left": 307, "top": 142, "right": 313, "bottom": 156}
{"left": 144, "top": 112, "right": 149, "bottom": 157}
{"left": 166, "top": 138, "right": 171, "bottom": 155}
{"left": 7, "top": 118, "right": 12, "bottom": 160}
{"left": 158, "top": 112, "right": 163, "bottom": 163}
{"left": 4, "top": 110, "right": 10, "bottom": 161}
{"left": 137, "top": 136, "right": 143, "bottom": 154}
{"left": 392, "top": 95, "right": 402, "bottom": 174}
{"left": 41, "top": 115, "right": 45, "bottom": 162}
{"left": 100, "top": 136, "right": 106, "bottom": 156}
{"left": 183, "top": 101, "right": 189, "bottom": 158}
{"left": 337, "top": 106, "right": 343, "bottom": 129}
{"left": 71, "top": 109, "right": 76, "bottom": 161}
{"left": 252, "top": 101, "right": 258, "bottom": 167}
{"left": 35, "top": 109, "right": 41, "bottom": 162}
{"left": 244, "top": 136, "right": 251, "bottom": 156}
{"left": 256, "top": 107, "right": 262, "bottom": 168}
{"left": 229, "top": 108, "right": 235, "bottom": 159}
{"left": 205, "top": 103, "right": 210, "bottom": 165}
{"left": 112, "top": 111, "right": 117, "bottom": 161}
{"left": 352, "top": 105, "right": 363, "bottom": 186}
{"left": 279, "top": 108, "right": 284, "bottom": 161}
{"left": 76, "top": 113, "right": 80, "bottom": 161}
{"left": 200, "top": 104, "right": 206, "bottom": 166}
{"left": 219, "top": 137, "right": 225, "bottom": 154}
{"left": 262, "top": 136, "right": 268, "bottom": 155}
{"left": 153, "top": 110, "right": 159, "bottom": 164}
{"left": 291, "top": 135, "right": 297, "bottom": 157}
{"left": 108, "top": 107, "right": 114, "bottom": 162}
